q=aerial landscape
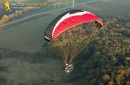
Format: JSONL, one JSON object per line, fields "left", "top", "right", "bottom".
{"left": 0, "top": 0, "right": 130, "bottom": 85}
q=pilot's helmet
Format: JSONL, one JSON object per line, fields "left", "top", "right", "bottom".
{"left": 66, "top": 63, "right": 68, "bottom": 66}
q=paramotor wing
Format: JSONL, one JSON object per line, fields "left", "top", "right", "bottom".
{"left": 44, "top": 9, "right": 103, "bottom": 42}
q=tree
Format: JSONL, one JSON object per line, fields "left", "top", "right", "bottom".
{"left": 0, "top": 15, "right": 9, "bottom": 24}
{"left": 108, "top": 80, "right": 114, "bottom": 85}
{"left": 8, "top": 13, "right": 15, "bottom": 21}
{"left": 103, "top": 74, "right": 110, "bottom": 81}
{"left": 89, "top": 78, "right": 97, "bottom": 85}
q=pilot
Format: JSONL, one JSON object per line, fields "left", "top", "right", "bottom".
{"left": 63, "top": 64, "right": 73, "bottom": 73}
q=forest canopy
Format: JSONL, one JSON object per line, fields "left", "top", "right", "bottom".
{"left": 41, "top": 14, "right": 130, "bottom": 85}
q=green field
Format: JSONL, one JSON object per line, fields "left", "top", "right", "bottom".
{"left": 0, "top": 0, "right": 130, "bottom": 53}
{"left": 76, "top": 0, "right": 130, "bottom": 16}
{"left": 0, "top": 14, "right": 57, "bottom": 53}
{"left": 22, "top": 0, "right": 92, "bottom": 17}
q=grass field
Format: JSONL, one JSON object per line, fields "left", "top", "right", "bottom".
{"left": 22, "top": 0, "right": 92, "bottom": 17}
{"left": 79, "top": 0, "right": 130, "bottom": 16}
{"left": 0, "top": 14, "right": 57, "bottom": 53}
{"left": 44, "top": 0, "right": 130, "bottom": 17}
{"left": 0, "top": 0, "right": 130, "bottom": 53}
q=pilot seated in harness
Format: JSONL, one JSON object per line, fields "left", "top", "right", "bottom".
{"left": 63, "top": 63, "right": 73, "bottom": 74}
